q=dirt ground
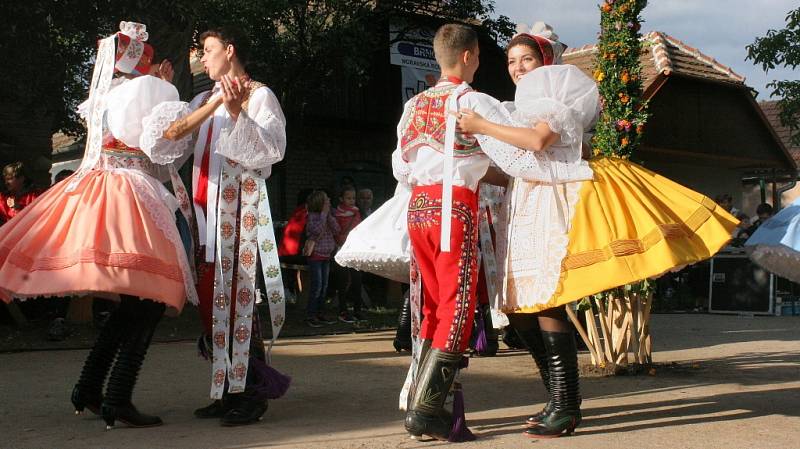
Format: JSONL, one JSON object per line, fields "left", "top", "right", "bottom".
{"left": 1, "top": 314, "right": 799, "bottom": 449}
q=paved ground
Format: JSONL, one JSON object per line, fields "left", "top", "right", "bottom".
{"left": 2, "top": 314, "right": 799, "bottom": 449}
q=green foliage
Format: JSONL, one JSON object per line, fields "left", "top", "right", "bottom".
{"left": 747, "top": 7, "right": 800, "bottom": 146}
{"left": 0, "top": 0, "right": 512, "bottom": 136}
{"left": 592, "top": 0, "right": 649, "bottom": 158}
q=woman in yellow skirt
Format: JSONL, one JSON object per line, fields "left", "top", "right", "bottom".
{"left": 457, "top": 23, "right": 738, "bottom": 438}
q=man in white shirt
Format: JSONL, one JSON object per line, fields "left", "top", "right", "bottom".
{"left": 162, "top": 27, "right": 288, "bottom": 427}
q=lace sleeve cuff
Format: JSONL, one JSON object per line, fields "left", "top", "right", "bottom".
{"left": 140, "top": 101, "right": 193, "bottom": 165}
{"left": 512, "top": 98, "right": 582, "bottom": 149}
{"left": 216, "top": 109, "right": 286, "bottom": 170}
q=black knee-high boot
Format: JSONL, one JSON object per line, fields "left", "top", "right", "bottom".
{"left": 101, "top": 298, "right": 165, "bottom": 429}
{"left": 525, "top": 331, "right": 581, "bottom": 438}
{"left": 404, "top": 348, "right": 463, "bottom": 440}
{"left": 393, "top": 294, "right": 412, "bottom": 352}
{"left": 71, "top": 297, "right": 137, "bottom": 415}
{"left": 508, "top": 314, "right": 552, "bottom": 425}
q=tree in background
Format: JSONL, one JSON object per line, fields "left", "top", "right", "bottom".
{"left": 0, "top": 0, "right": 512, "bottom": 137}
{"left": 592, "top": 0, "right": 649, "bottom": 158}
{"left": 577, "top": 0, "right": 653, "bottom": 369}
{"left": 747, "top": 6, "right": 800, "bottom": 146}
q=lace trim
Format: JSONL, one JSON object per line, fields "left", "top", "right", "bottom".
{"left": 1, "top": 246, "right": 182, "bottom": 282}
{"left": 140, "top": 101, "right": 193, "bottom": 165}
{"left": 476, "top": 103, "right": 592, "bottom": 183}
{"left": 512, "top": 98, "right": 582, "bottom": 149}
{"left": 217, "top": 108, "right": 285, "bottom": 171}
{"left": 124, "top": 172, "right": 199, "bottom": 305}
{"left": 501, "top": 179, "right": 582, "bottom": 310}
{"left": 334, "top": 251, "right": 410, "bottom": 283}
{"left": 98, "top": 153, "right": 159, "bottom": 178}
{"left": 749, "top": 245, "right": 800, "bottom": 284}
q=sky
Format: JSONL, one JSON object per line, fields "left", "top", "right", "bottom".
{"left": 492, "top": 0, "right": 798, "bottom": 100}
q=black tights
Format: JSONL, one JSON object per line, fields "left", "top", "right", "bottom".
{"left": 508, "top": 306, "right": 572, "bottom": 334}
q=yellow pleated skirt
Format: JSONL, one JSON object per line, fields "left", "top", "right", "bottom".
{"left": 512, "top": 157, "right": 739, "bottom": 313}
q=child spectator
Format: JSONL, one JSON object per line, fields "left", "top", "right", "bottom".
{"left": 333, "top": 184, "right": 364, "bottom": 322}
{"left": 304, "top": 190, "right": 340, "bottom": 327}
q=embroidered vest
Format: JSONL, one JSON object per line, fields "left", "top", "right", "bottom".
{"left": 400, "top": 83, "right": 482, "bottom": 161}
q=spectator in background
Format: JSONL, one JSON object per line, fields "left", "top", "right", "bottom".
{"left": 333, "top": 184, "right": 364, "bottom": 323}
{"left": 0, "top": 162, "right": 44, "bottom": 225}
{"left": 53, "top": 169, "right": 75, "bottom": 185}
{"left": 355, "top": 186, "right": 388, "bottom": 309}
{"left": 357, "top": 188, "right": 374, "bottom": 218}
{"left": 304, "top": 190, "right": 340, "bottom": 327}
{"left": 714, "top": 193, "right": 740, "bottom": 216}
{"left": 743, "top": 203, "right": 774, "bottom": 237}
{"left": 278, "top": 188, "right": 313, "bottom": 259}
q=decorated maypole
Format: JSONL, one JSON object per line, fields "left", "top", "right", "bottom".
{"left": 569, "top": 0, "right": 653, "bottom": 369}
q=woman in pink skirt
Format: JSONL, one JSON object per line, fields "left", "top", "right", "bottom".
{"left": 0, "top": 22, "right": 202, "bottom": 429}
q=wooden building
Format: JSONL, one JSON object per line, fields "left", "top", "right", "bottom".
{"left": 563, "top": 32, "right": 797, "bottom": 214}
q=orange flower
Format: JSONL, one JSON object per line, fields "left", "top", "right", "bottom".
{"left": 636, "top": 124, "right": 645, "bottom": 134}
{"left": 619, "top": 93, "right": 630, "bottom": 104}
{"left": 601, "top": 2, "right": 612, "bottom": 13}
{"left": 621, "top": 137, "right": 629, "bottom": 147}
{"left": 620, "top": 71, "right": 630, "bottom": 84}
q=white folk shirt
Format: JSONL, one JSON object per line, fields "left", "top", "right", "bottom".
{"left": 392, "top": 82, "right": 593, "bottom": 189}
{"left": 189, "top": 84, "right": 287, "bottom": 262}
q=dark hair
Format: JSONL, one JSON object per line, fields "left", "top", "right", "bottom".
{"left": 433, "top": 23, "right": 478, "bottom": 67}
{"left": 756, "top": 203, "right": 773, "bottom": 216}
{"left": 296, "top": 188, "right": 314, "bottom": 206}
{"left": 507, "top": 34, "right": 544, "bottom": 64}
{"left": 54, "top": 169, "right": 74, "bottom": 184}
{"left": 338, "top": 183, "right": 356, "bottom": 199}
{"left": 3, "top": 161, "right": 25, "bottom": 179}
{"left": 199, "top": 27, "right": 251, "bottom": 66}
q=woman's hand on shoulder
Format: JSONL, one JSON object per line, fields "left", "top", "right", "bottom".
{"left": 454, "top": 108, "right": 487, "bottom": 135}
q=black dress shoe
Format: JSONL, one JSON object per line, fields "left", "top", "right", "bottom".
{"left": 194, "top": 400, "right": 229, "bottom": 419}
{"left": 220, "top": 398, "right": 268, "bottom": 427}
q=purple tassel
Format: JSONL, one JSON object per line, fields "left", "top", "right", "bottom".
{"left": 197, "top": 335, "right": 211, "bottom": 361}
{"left": 474, "top": 311, "right": 488, "bottom": 354}
{"left": 448, "top": 382, "right": 476, "bottom": 442}
{"left": 248, "top": 357, "right": 292, "bottom": 400}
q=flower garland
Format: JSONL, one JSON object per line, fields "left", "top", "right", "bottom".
{"left": 593, "top": 0, "right": 649, "bottom": 158}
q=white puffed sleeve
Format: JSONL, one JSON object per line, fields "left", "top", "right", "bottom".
{"left": 215, "top": 86, "right": 286, "bottom": 170}
{"left": 391, "top": 98, "right": 416, "bottom": 185}
{"left": 140, "top": 101, "right": 193, "bottom": 165}
{"left": 513, "top": 65, "right": 600, "bottom": 150}
{"left": 464, "top": 91, "right": 593, "bottom": 184}
{"left": 105, "top": 76, "right": 177, "bottom": 145}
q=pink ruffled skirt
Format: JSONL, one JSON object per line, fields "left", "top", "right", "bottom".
{"left": 0, "top": 169, "right": 192, "bottom": 311}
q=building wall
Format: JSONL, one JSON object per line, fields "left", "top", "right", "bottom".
{"left": 639, "top": 159, "right": 745, "bottom": 204}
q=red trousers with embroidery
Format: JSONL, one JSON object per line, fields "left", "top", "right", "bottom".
{"left": 408, "top": 185, "right": 479, "bottom": 353}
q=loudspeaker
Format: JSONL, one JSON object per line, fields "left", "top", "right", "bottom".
{"left": 708, "top": 254, "right": 773, "bottom": 314}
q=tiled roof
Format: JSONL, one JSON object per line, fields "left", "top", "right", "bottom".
{"left": 563, "top": 31, "right": 746, "bottom": 90}
{"left": 760, "top": 100, "right": 800, "bottom": 163}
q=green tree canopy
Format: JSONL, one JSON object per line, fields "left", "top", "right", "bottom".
{"left": 747, "top": 6, "right": 800, "bottom": 146}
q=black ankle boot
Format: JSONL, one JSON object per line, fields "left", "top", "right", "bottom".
{"left": 525, "top": 331, "right": 581, "bottom": 438}
{"left": 220, "top": 393, "right": 268, "bottom": 427}
{"left": 404, "top": 349, "right": 463, "bottom": 440}
{"left": 393, "top": 295, "right": 412, "bottom": 352}
{"left": 71, "top": 298, "right": 134, "bottom": 415}
{"left": 194, "top": 399, "right": 230, "bottom": 419}
{"left": 220, "top": 355, "right": 269, "bottom": 427}
{"left": 102, "top": 299, "right": 165, "bottom": 429}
